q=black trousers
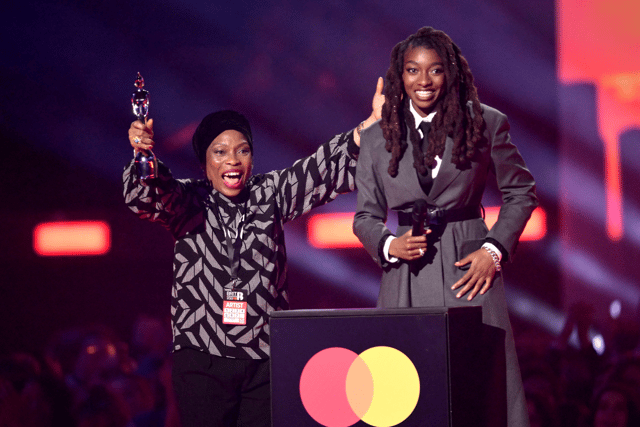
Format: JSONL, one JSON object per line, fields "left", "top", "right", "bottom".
{"left": 172, "top": 348, "right": 271, "bottom": 427}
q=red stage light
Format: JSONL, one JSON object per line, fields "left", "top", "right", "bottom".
{"left": 558, "top": 0, "right": 640, "bottom": 240}
{"left": 33, "top": 221, "right": 111, "bottom": 256}
{"left": 308, "top": 212, "right": 362, "bottom": 248}
{"left": 308, "top": 207, "right": 547, "bottom": 248}
{"left": 483, "top": 207, "right": 547, "bottom": 241}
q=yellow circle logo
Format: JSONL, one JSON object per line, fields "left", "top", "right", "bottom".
{"left": 299, "top": 346, "right": 420, "bottom": 427}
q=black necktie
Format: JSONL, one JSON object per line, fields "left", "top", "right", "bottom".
{"left": 417, "top": 121, "right": 433, "bottom": 194}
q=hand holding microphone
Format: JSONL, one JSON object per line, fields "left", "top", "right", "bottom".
{"left": 412, "top": 199, "right": 427, "bottom": 237}
{"left": 388, "top": 200, "right": 430, "bottom": 261}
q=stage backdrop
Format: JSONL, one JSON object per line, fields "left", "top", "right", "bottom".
{"left": 1, "top": 0, "right": 637, "bottom": 357}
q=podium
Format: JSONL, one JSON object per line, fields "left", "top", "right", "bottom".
{"left": 270, "top": 307, "right": 506, "bottom": 427}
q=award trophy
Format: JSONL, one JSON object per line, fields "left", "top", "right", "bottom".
{"left": 132, "top": 72, "right": 157, "bottom": 180}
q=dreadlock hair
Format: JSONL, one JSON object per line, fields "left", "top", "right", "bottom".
{"left": 380, "top": 27, "right": 486, "bottom": 177}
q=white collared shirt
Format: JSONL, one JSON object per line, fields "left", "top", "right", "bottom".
{"left": 408, "top": 101, "right": 442, "bottom": 178}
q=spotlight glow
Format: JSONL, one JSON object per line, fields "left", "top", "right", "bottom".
{"left": 33, "top": 221, "right": 111, "bottom": 256}
{"left": 609, "top": 300, "right": 622, "bottom": 319}
{"left": 591, "top": 333, "right": 606, "bottom": 356}
{"left": 484, "top": 207, "right": 547, "bottom": 241}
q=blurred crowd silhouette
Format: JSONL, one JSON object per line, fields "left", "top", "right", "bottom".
{"left": 2, "top": 302, "right": 640, "bottom": 427}
{"left": 517, "top": 302, "right": 640, "bottom": 427}
{"left": 0, "top": 315, "right": 179, "bottom": 427}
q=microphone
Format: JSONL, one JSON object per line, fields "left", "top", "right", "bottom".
{"left": 411, "top": 200, "right": 428, "bottom": 236}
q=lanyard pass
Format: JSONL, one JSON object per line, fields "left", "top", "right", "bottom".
{"left": 223, "top": 287, "right": 248, "bottom": 325}
{"left": 210, "top": 196, "right": 248, "bottom": 325}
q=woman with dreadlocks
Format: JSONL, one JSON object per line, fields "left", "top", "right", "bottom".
{"left": 354, "top": 27, "right": 538, "bottom": 426}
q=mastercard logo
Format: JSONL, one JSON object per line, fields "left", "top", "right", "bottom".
{"left": 299, "top": 346, "right": 420, "bottom": 427}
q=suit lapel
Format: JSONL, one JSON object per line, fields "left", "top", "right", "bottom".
{"left": 393, "top": 137, "right": 429, "bottom": 205}
{"left": 428, "top": 135, "right": 461, "bottom": 201}
{"left": 387, "top": 130, "right": 462, "bottom": 206}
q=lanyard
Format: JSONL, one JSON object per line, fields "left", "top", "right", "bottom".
{"left": 210, "top": 195, "right": 247, "bottom": 285}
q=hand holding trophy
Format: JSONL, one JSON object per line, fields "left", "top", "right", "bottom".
{"left": 131, "top": 72, "right": 157, "bottom": 180}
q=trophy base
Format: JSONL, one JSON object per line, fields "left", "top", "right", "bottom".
{"left": 135, "top": 150, "right": 158, "bottom": 182}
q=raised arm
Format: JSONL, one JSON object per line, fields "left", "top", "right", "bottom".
{"left": 271, "top": 77, "right": 385, "bottom": 223}
{"left": 353, "top": 77, "right": 385, "bottom": 147}
{"left": 270, "top": 130, "right": 359, "bottom": 224}
{"left": 123, "top": 118, "right": 201, "bottom": 237}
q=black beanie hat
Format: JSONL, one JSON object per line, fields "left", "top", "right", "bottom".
{"left": 192, "top": 110, "right": 253, "bottom": 165}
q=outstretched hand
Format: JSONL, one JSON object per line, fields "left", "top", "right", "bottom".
{"left": 354, "top": 77, "right": 386, "bottom": 147}
{"left": 128, "top": 118, "right": 155, "bottom": 154}
{"left": 451, "top": 248, "right": 497, "bottom": 301}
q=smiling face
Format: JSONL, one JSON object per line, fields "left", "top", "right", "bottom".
{"left": 205, "top": 129, "right": 253, "bottom": 198}
{"left": 402, "top": 46, "right": 446, "bottom": 117}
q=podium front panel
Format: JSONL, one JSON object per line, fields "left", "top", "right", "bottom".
{"left": 269, "top": 307, "right": 472, "bottom": 427}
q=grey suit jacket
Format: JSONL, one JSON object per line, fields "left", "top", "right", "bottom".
{"left": 353, "top": 103, "right": 538, "bottom": 311}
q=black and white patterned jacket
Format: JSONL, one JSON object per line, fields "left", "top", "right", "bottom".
{"left": 123, "top": 131, "right": 358, "bottom": 359}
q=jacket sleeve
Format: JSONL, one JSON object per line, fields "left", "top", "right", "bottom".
{"left": 484, "top": 108, "right": 539, "bottom": 260}
{"left": 122, "top": 159, "right": 200, "bottom": 238}
{"left": 353, "top": 126, "right": 394, "bottom": 267}
{"left": 270, "top": 130, "right": 359, "bottom": 224}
